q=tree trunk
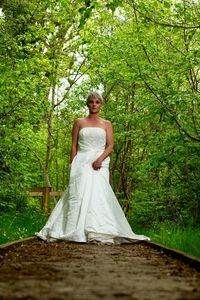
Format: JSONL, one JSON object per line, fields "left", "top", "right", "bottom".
{"left": 44, "top": 83, "right": 56, "bottom": 188}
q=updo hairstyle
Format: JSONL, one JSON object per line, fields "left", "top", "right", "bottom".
{"left": 86, "top": 92, "right": 103, "bottom": 105}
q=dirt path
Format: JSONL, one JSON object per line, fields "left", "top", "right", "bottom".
{"left": 0, "top": 239, "right": 199, "bottom": 300}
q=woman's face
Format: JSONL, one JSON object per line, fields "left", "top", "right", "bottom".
{"left": 87, "top": 96, "right": 102, "bottom": 114}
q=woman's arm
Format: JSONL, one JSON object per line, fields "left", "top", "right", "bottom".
{"left": 92, "top": 121, "right": 114, "bottom": 170}
{"left": 70, "top": 119, "right": 80, "bottom": 163}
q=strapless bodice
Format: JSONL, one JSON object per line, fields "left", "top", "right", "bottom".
{"left": 78, "top": 127, "right": 106, "bottom": 152}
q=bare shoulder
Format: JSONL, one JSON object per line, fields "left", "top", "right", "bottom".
{"left": 73, "top": 118, "right": 85, "bottom": 127}
{"left": 101, "top": 119, "right": 113, "bottom": 131}
{"left": 74, "top": 118, "right": 85, "bottom": 123}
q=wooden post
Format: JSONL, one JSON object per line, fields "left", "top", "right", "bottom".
{"left": 42, "top": 186, "right": 51, "bottom": 215}
{"left": 26, "top": 187, "right": 65, "bottom": 213}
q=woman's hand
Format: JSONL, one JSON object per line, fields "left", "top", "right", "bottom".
{"left": 92, "top": 158, "right": 102, "bottom": 170}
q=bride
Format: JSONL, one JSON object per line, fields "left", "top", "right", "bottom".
{"left": 35, "top": 92, "right": 150, "bottom": 244}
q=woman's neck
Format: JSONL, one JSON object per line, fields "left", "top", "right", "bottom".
{"left": 87, "top": 114, "right": 100, "bottom": 121}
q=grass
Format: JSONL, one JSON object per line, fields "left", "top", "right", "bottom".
{"left": 132, "top": 222, "right": 200, "bottom": 259}
{"left": 0, "top": 208, "right": 47, "bottom": 245}
{"left": 1, "top": 209, "right": 200, "bottom": 260}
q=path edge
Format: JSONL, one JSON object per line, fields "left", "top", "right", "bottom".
{"left": 144, "top": 240, "right": 200, "bottom": 271}
{"left": 0, "top": 236, "right": 37, "bottom": 253}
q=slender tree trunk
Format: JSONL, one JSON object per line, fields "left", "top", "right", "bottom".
{"left": 44, "top": 83, "right": 56, "bottom": 187}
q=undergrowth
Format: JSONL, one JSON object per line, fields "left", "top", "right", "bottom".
{"left": 1, "top": 208, "right": 200, "bottom": 260}
{"left": 130, "top": 221, "right": 200, "bottom": 259}
{"left": 0, "top": 208, "right": 47, "bottom": 244}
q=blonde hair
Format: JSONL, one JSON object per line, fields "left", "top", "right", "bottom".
{"left": 86, "top": 92, "right": 103, "bottom": 105}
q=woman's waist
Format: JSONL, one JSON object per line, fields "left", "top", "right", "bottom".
{"left": 74, "top": 149, "right": 110, "bottom": 164}
{"left": 77, "top": 147, "right": 105, "bottom": 153}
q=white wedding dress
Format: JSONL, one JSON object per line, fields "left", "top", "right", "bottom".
{"left": 35, "top": 127, "right": 150, "bottom": 244}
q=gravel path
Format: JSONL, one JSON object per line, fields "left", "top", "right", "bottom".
{"left": 0, "top": 239, "right": 199, "bottom": 300}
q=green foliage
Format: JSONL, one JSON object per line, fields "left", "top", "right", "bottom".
{"left": 0, "top": 208, "right": 47, "bottom": 244}
{"left": 79, "top": 0, "right": 200, "bottom": 227}
{"left": 0, "top": 189, "right": 28, "bottom": 211}
{"left": 0, "top": 0, "right": 199, "bottom": 239}
{"left": 131, "top": 222, "right": 200, "bottom": 259}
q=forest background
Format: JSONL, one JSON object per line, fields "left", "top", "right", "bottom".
{"left": 0, "top": 0, "right": 199, "bottom": 257}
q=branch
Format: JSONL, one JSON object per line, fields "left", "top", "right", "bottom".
{"left": 136, "top": 62, "right": 200, "bottom": 142}
{"left": 103, "top": 82, "right": 118, "bottom": 103}
{"left": 87, "top": 18, "right": 200, "bottom": 142}
{"left": 29, "top": 0, "right": 42, "bottom": 22}
{"left": 173, "top": 115, "right": 200, "bottom": 142}
{"left": 26, "top": 144, "right": 44, "bottom": 170}
{"left": 133, "top": 7, "right": 161, "bottom": 81}
{"left": 54, "top": 58, "right": 90, "bottom": 108}
{"left": 130, "top": 2, "right": 200, "bottom": 29}
{"left": 0, "top": 96, "right": 26, "bottom": 120}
